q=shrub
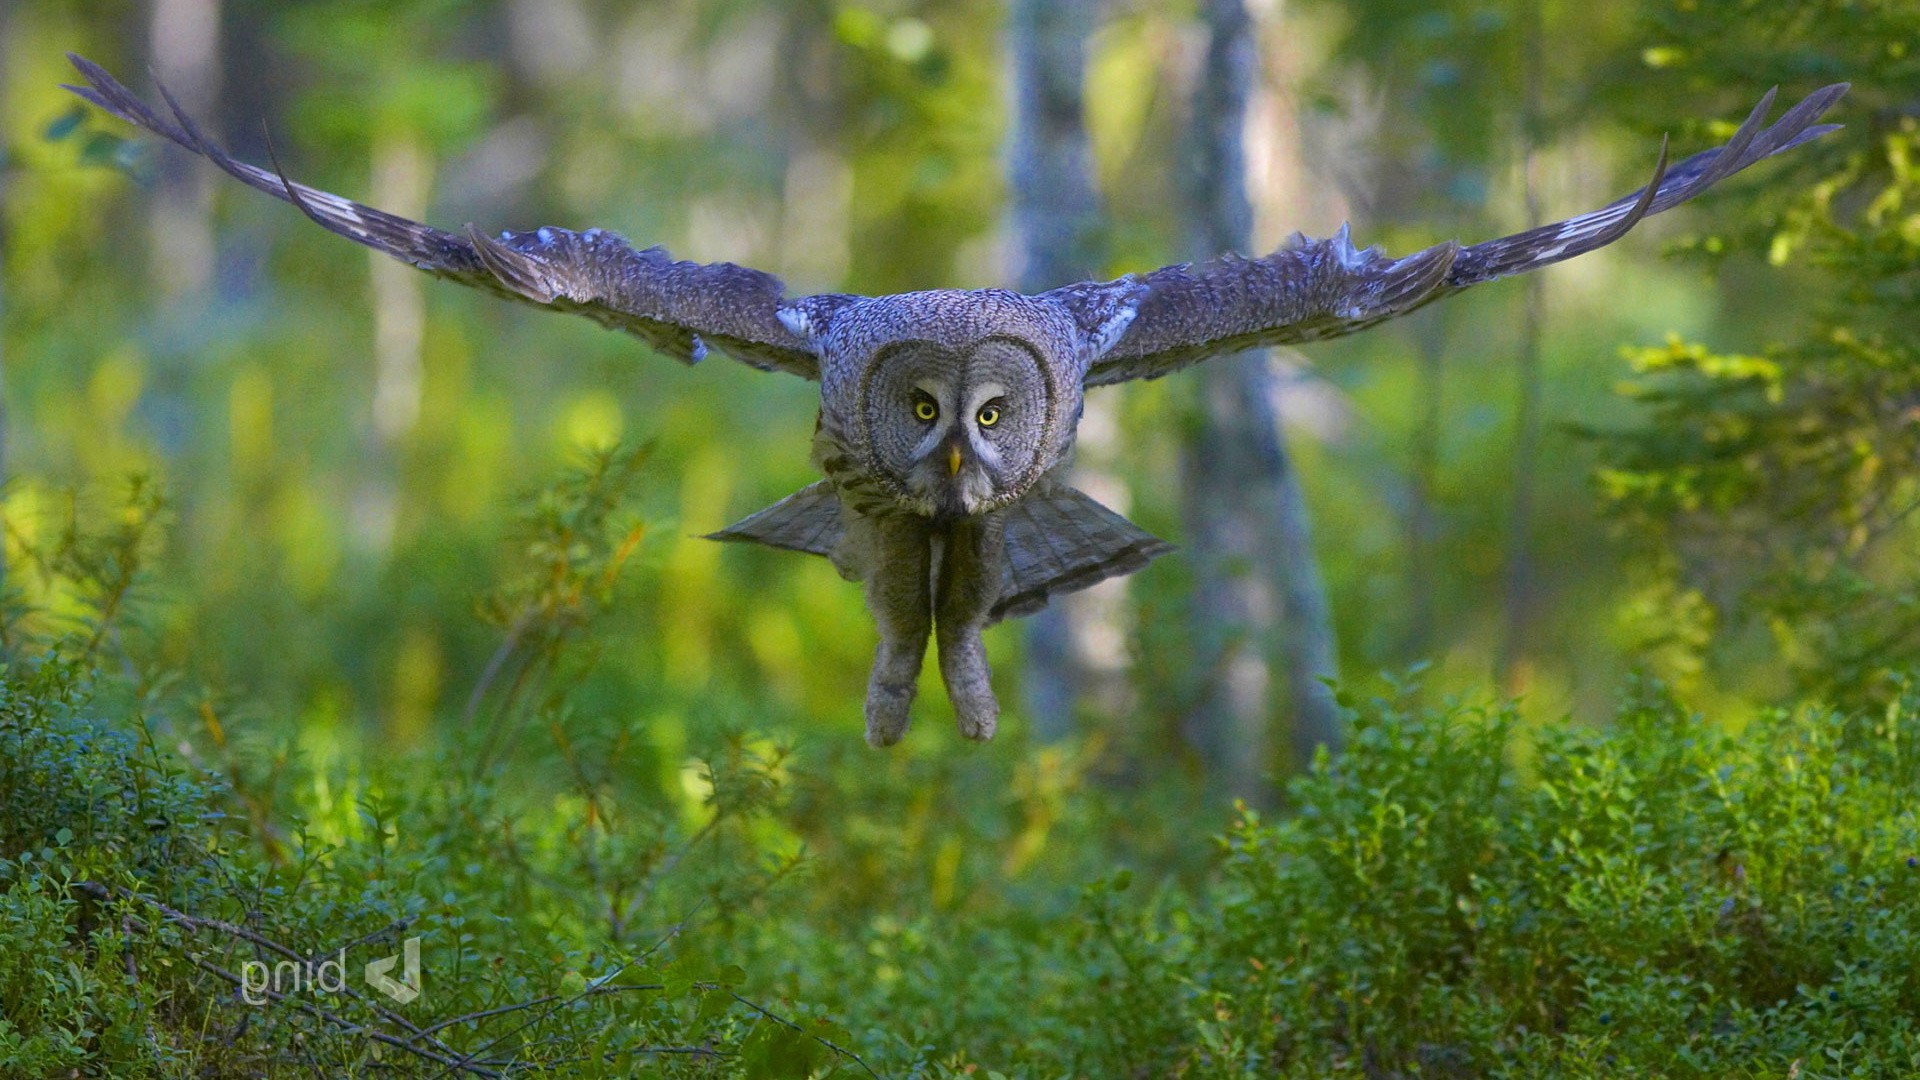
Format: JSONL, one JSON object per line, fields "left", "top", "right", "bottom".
{"left": 0, "top": 654, "right": 873, "bottom": 1079}
{"left": 735, "top": 678, "right": 1920, "bottom": 1078}
{"left": 975, "top": 680, "right": 1920, "bottom": 1077}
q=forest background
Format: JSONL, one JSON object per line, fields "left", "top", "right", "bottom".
{"left": 3, "top": 0, "right": 1919, "bottom": 1076}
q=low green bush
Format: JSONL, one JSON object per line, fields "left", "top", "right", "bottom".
{"left": 0, "top": 653, "right": 864, "bottom": 1078}
{"left": 754, "top": 680, "right": 1920, "bottom": 1078}
{"left": 11, "top": 655, "right": 1914, "bottom": 1077}
{"left": 1140, "top": 681, "right": 1920, "bottom": 1076}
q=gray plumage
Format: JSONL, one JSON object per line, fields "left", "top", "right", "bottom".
{"left": 710, "top": 477, "right": 1175, "bottom": 625}
{"left": 65, "top": 54, "right": 1847, "bottom": 745}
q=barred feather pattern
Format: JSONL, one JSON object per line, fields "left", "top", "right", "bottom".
{"left": 990, "top": 481, "right": 1175, "bottom": 624}
{"left": 64, "top": 53, "right": 826, "bottom": 378}
{"left": 705, "top": 481, "right": 844, "bottom": 557}
{"left": 705, "top": 473, "right": 1174, "bottom": 625}
{"left": 1065, "top": 82, "right": 1848, "bottom": 387}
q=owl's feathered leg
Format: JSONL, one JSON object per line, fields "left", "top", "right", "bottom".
{"left": 851, "top": 513, "right": 934, "bottom": 747}
{"left": 935, "top": 513, "right": 1008, "bottom": 742}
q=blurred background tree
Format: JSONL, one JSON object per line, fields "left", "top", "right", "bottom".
{"left": 1176, "top": 0, "right": 1341, "bottom": 802}
{"left": 1006, "top": 0, "right": 1113, "bottom": 743}
{"left": 1584, "top": 0, "right": 1920, "bottom": 714}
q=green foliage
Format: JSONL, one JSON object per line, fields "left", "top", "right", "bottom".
{"left": 1167, "top": 680, "right": 1920, "bottom": 1076}
{"left": 1589, "top": 0, "right": 1920, "bottom": 704}
{"left": 761, "top": 680, "right": 1920, "bottom": 1077}
{"left": 19, "top": 629, "right": 1920, "bottom": 1075}
{"left": 0, "top": 467, "right": 866, "bottom": 1078}
{"left": 4, "top": 453, "right": 1920, "bottom": 1076}
{"left": 9, "top": 1, "right": 1920, "bottom": 1076}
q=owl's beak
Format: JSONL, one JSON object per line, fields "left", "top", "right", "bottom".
{"left": 930, "top": 434, "right": 972, "bottom": 520}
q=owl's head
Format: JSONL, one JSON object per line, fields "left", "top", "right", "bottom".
{"left": 858, "top": 333, "right": 1052, "bottom": 517}
{"left": 789, "top": 288, "right": 1141, "bottom": 519}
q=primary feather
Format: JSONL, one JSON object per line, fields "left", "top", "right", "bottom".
{"left": 1065, "top": 82, "right": 1848, "bottom": 386}
{"left": 63, "top": 53, "right": 824, "bottom": 378}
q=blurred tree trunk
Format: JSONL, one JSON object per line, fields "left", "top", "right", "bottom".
{"left": 142, "top": 0, "right": 222, "bottom": 466}
{"left": 1498, "top": 0, "right": 1546, "bottom": 691}
{"left": 354, "top": 127, "right": 433, "bottom": 552}
{"left": 0, "top": 0, "right": 10, "bottom": 594}
{"left": 1180, "top": 0, "right": 1341, "bottom": 801}
{"left": 148, "top": 0, "right": 221, "bottom": 299}
{"left": 1008, "top": 0, "right": 1136, "bottom": 740}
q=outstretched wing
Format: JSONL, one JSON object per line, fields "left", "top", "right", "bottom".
{"left": 1069, "top": 83, "right": 1849, "bottom": 388}
{"left": 65, "top": 54, "right": 825, "bottom": 379}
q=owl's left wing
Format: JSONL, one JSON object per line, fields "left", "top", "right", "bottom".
{"left": 1067, "top": 82, "right": 1848, "bottom": 388}
{"left": 65, "top": 54, "right": 824, "bottom": 379}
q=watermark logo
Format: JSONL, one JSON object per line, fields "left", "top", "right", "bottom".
{"left": 238, "top": 936, "right": 423, "bottom": 1006}
{"left": 365, "top": 936, "right": 422, "bottom": 1004}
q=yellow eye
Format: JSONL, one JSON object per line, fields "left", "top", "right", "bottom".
{"left": 914, "top": 399, "right": 938, "bottom": 422}
{"left": 977, "top": 404, "right": 1001, "bottom": 428}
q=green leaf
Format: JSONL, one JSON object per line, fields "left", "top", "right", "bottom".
{"left": 739, "top": 1020, "right": 825, "bottom": 1080}
{"left": 695, "top": 987, "right": 732, "bottom": 1025}
{"left": 662, "top": 962, "right": 698, "bottom": 998}
{"left": 44, "top": 105, "right": 86, "bottom": 142}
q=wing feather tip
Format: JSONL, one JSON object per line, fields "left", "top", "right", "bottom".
{"left": 66, "top": 54, "right": 822, "bottom": 378}
{"left": 262, "top": 125, "right": 335, "bottom": 230}
{"left": 465, "top": 224, "right": 560, "bottom": 305}
{"left": 59, "top": 83, "right": 108, "bottom": 109}
{"left": 67, "top": 52, "right": 113, "bottom": 87}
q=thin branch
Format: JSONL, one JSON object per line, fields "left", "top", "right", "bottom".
{"left": 463, "top": 609, "right": 533, "bottom": 728}
{"left": 78, "top": 882, "right": 461, "bottom": 1064}
{"left": 86, "top": 881, "right": 730, "bottom": 1076}
{"left": 170, "top": 936, "right": 501, "bottom": 1078}
{"left": 408, "top": 983, "right": 665, "bottom": 1043}
{"left": 424, "top": 906, "right": 709, "bottom": 1079}
{"left": 729, "top": 991, "right": 886, "bottom": 1080}
{"left": 617, "top": 815, "right": 721, "bottom": 935}
{"left": 307, "top": 915, "right": 416, "bottom": 967}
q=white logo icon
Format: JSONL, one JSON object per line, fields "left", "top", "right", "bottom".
{"left": 365, "top": 936, "right": 422, "bottom": 1004}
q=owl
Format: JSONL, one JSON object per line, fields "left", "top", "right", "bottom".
{"left": 65, "top": 55, "right": 1846, "bottom": 746}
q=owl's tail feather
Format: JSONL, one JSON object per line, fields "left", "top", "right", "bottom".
{"left": 706, "top": 479, "right": 1174, "bottom": 623}
{"left": 990, "top": 482, "right": 1174, "bottom": 625}
{"left": 706, "top": 481, "right": 844, "bottom": 558}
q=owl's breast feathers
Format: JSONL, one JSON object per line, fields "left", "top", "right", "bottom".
{"left": 811, "top": 417, "right": 900, "bottom": 519}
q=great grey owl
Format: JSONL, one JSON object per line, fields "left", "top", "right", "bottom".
{"left": 65, "top": 55, "right": 1846, "bottom": 746}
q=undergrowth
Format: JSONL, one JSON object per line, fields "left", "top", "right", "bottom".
{"left": 3, "top": 461, "right": 1917, "bottom": 1078}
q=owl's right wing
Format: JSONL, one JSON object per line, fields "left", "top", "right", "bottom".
{"left": 66, "top": 54, "right": 829, "bottom": 379}
{"left": 1066, "top": 82, "right": 1848, "bottom": 388}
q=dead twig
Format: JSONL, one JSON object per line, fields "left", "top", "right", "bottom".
{"left": 164, "top": 931, "right": 502, "bottom": 1078}
{"left": 406, "top": 982, "right": 664, "bottom": 1044}
{"left": 728, "top": 992, "right": 885, "bottom": 1080}
{"left": 76, "top": 882, "right": 464, "bottom": 1066}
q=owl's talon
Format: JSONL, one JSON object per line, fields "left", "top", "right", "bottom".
{"left": 864, "top": 681, "right": 916, "bottom": 747}
{"left": 939, "top": 642, "right": 999, "bottom": 742}
{"left": 954, "top": 696, "right": 998, "bottom": 742}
